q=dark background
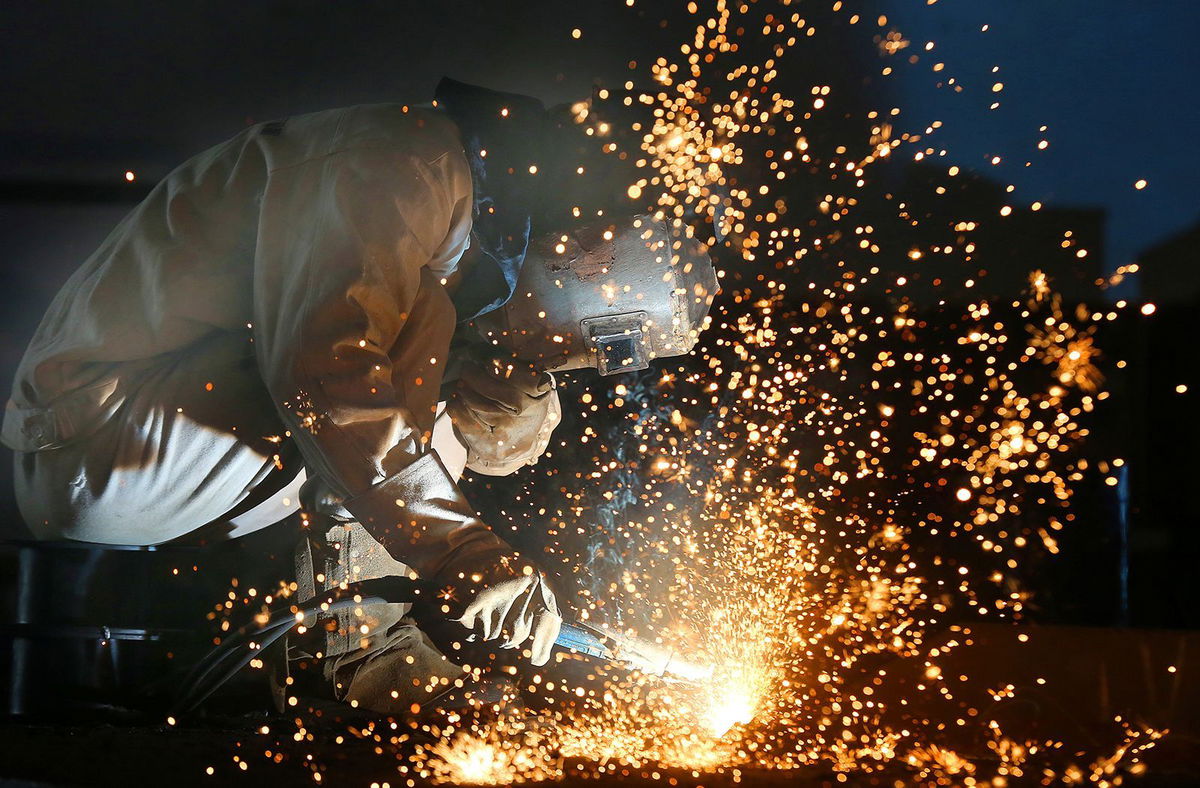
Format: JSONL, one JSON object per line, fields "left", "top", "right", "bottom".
{"left": 1, "top": 0, "right": 1197, "bottom": 628}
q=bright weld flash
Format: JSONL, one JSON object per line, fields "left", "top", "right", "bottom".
{"left": 700, "top": 680, "right": 758, "bottom": 736}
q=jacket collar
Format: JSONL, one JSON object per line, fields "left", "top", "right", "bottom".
{"left": 434, "top": 78, "right": 548, "bottom": 321}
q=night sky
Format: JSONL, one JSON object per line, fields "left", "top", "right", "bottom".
{"left": 3, "top": 0, "right": 1194, "bottom": 269}
{"left": 881, "top": 0, "right": 1200, "bottom": 281}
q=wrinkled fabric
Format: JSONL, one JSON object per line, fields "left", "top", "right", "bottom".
{"left": 14, "top": 331, "right": 304, "bottom": 543}
{"left": 3, "top": 105, "right": 513, "bottom": 581}
{"left": 447, "top": 357, "right": 560, "bottom": 476}
{"left": 295, "top": 519, "right": 465, "bottom": 711}
{"left": 295, "top": 447, "right": 558, "bottom": 709}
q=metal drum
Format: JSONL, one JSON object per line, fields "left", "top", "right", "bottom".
{"left": 0, "top": 523, "right": 296, "bottom": 719}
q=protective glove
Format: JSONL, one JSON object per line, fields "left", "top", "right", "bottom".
{"left": 446, "top": 356, "right": 560, "bottom": 476}
{"left": 443, "top": 555, "right": 562, "bottom": 666}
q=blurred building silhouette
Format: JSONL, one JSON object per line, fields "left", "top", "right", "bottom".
{"left": 1126, "top": 219, "right": 1200, "bottom": 627}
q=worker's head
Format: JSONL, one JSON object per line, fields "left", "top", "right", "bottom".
{"left": 436, "top": 77, "right": 720, "bottom": 374}
{"left": 473, "top": 214, "right": 718, "bottom": 376}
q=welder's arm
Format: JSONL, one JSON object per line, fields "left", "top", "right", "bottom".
{"left": 252, "top": 146, "right": 513, "bottom": 583}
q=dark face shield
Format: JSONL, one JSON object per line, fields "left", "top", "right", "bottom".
{"left": 474, "top": 215, "right": 718, "bottom": 375}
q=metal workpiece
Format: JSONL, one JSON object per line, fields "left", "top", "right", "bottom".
{"left": 475, "top": 214, "right": 718, "bottom": 376}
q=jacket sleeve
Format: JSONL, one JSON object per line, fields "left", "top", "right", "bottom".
{"left": 253, "top": 141, "right": 512, "bottom": 581}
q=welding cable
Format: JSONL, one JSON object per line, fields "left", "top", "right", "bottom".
{"left": 174, "top": 577, "right": 435, "bottom": 711}
{"left": 172, "top": 614, "right": 301, "bottom": 713}
{"left": 173, "top": 577, "right": 434, "bottom": 714}
{"left": 173, "top": 577, "right": 613, "bottom": 715}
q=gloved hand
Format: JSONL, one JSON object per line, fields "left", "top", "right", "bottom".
{"left": 442, "top": 555, "right": 563, "bottom": 666}
{"left": 446, "top": 356, "right": 561, "bottom": 476}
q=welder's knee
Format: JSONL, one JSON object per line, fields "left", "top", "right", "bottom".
{"left": 335, "top": 619, "right": 465, "bottom": 714}
{"left": 294, "top": 520, "right": 469, "bottom": 714}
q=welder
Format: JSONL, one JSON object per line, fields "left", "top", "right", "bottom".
{"left": 2, "top": 79, "right": 717, "bottom": 713}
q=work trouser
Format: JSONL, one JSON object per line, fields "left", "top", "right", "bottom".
{"left": 13, "top": 331, "right": 463, "bottom": 712}
{"left": 294, "top": 519, "right": 464, "bottom": 713}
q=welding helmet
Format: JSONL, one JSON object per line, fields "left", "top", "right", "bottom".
{"left": 474, "top": 214, "right": 718, "bottom": 376}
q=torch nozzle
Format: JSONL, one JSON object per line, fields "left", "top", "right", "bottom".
{"left": 555, "top": 620, "right": 714, "bottom": 684}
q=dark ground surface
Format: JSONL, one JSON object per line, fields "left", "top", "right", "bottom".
{"left": 1, "top": 623, "right": 1198, "bottom": 787}
{"left": 0, "top": 719, "right": 1196, "bottom": 787}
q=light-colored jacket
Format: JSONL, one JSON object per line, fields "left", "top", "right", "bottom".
{"left": 3, "top": 104, "right": 515, "bottom": 580}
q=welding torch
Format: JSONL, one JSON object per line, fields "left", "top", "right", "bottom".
{"left": 173, "top": 575, "right": 711, "bottom": 714}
